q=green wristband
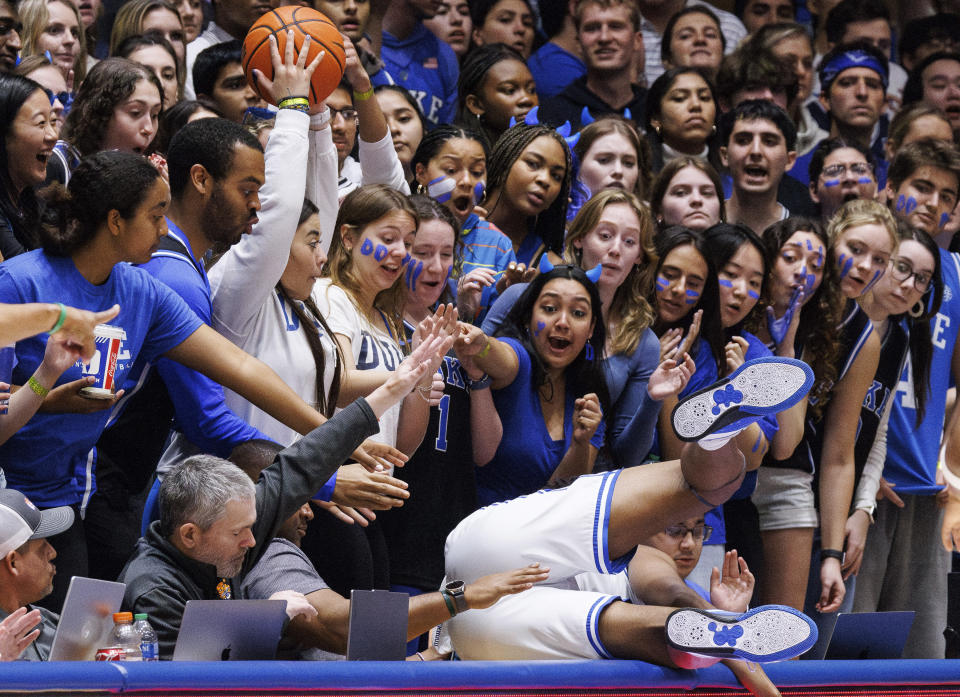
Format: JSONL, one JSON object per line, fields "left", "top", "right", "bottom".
{"left": 439, "top": 590, "right": 457, "bottom": 617}
{"left": 47, "top": 303, "right": 67, "bottom": 335}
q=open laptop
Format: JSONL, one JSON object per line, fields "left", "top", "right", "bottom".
{"left": 172, "top": 599, "right": 287, "bottom": 661}
{"left": 48, "top": 576, "right": 126, "bottom": 661}
{"left": 345, "top": 590, "right": 408, "bottom": 661}
{"left": 824, "top": 611, "right": 915, "bottom": 659}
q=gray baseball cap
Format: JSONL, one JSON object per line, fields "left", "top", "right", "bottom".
{"left": 0, "top": 489, "right": 74, "bottom": 558}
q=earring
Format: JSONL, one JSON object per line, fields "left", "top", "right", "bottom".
{"left": 584, "top": 343, "right": 594, "bottom": 361}
{"left": 653, "top": 123, "right": 661, "bottom": 136}
{"left": 710, "top": 124, "right": 717, "bottom": 136}
{"left": 909, "top": 300, "right": 924, "bottom": 318}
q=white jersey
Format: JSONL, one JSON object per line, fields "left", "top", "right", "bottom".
{"left": 315, "top": 278, "right": 403, "bottom": 448}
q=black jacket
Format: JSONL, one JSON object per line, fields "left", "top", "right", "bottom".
{"left": 119, "top": 399, "right": 379, "bottom": 658}
{"left": 538, "top": 76, "right": 647, "bottom": 132}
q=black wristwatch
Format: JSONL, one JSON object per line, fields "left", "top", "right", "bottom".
{"left": 820, "top": 548, "right": 844, "bottom": 564}
{"left": 444, "top": 579, "right": 470, "bottom": 615}
{"left": 465, "top": 373, "right": 492, "bottom": 390}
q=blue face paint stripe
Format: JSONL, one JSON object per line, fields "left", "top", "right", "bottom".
{"left": 718, "top": 278, "right": 733, "bottom": 287}
{"left": 823, "top": 179, "right": 840, "bottom": 187}
{"left": 374, "top": 244, "right": 388, "bottom": 262}
{"left": 534, "top": 320, "right": 545, "bottom": 337}
{"left": 747, "top": 289, "right": 760, "bottom": 300}
{"left": 941, "top": 213, "right": 951, "bottom": 229}
{"left": 656, "top": 275, "right": 668, "bottom": 292}
{"left": 837, "top": 253, "right": 854, "bottom": 279}
{"left": 857, "top": 178, "right": 873, "bottom": 184}
{"left": 685, "top": 289, "right": 700, "bottom": 304}
{"left": 861, "top": 268, "right": 883, "bottom": 294}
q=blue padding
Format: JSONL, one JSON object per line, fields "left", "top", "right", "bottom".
{"left": 0, "top": 659, "right": 958, "bottom": 693}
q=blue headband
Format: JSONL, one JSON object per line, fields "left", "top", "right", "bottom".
{"left": 820, "top": 50, "right": 888, "bottom": 92}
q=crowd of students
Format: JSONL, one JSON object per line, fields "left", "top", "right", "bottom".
{"left": 0, "top": 0, "right": 959, "bottom": 676}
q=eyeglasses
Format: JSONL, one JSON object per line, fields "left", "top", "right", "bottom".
{"left": 42, "top": 87, "right": 73, "bottom": 110}
{"left": 889, "top": 257, "right": 933, "bottom": 292}
{"left": 329, "top": 105, "right": 358, "bottom": 121}
{"left": 664, "top": 524, "right": 712, "bottom": 542}
{"left": 821, "top": 162, "right": 872, "bottom": 179}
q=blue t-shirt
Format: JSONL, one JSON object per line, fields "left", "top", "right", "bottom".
{"left": 459, "top": 215, "right": 516, "bottom": 324}
{"left": 484, "top": 286, "right": 661, "bottom": 468}
{"left": 0, "top": 252, "right": 203, "bottom": 507}
{"left": 476, "top": 337, "right": 606, "bottom": 506}
{"left": 527, "top": 42, "right": 586, "bottom": 99}
{"left": 381, "top": 24, "right": 459, "bottom": 128}
{"left": 884, "top": 249, "right": 960, "bottom": 494}
{"left": 132, "top": 223, "right": 267, "bottom": 456}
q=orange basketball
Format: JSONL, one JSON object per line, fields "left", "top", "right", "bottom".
{"left": 242, "top": 6, "right": 345, "bottom": 106}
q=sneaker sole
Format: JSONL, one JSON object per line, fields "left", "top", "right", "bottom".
{"left": 671, "top": 357, "right": 814, "bottom": 442}
{"left": 665, "top": 605, "right": 817, "bottom": 663}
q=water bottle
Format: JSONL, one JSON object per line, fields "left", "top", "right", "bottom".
{"left": 110, "top": 612, "right": 142, "bottom": 661}
{"left": 134, "top": 613, "right": 159, "bottom": 661}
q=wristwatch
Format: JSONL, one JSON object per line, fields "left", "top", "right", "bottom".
{"left": 444, "top": 579, "right": 470, "bottom": 615}
{"left": 465, "top": 373, "right": 492, "bottom": 390}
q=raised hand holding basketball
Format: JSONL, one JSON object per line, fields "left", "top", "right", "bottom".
{"left": 341, "top": 35, "right": 368, "bottom": 91}
{"left": 251, "top": 30, "right": 324, "bottom": 105}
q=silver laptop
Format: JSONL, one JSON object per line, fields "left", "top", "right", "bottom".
{"left": 172, "top": 599, "right": 287, "bottom": 661}
{"left": 48, "top": 576, "right": 126, "bottom": 661}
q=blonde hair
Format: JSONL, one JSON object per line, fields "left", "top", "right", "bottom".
{"left": 827, "top": 198, "right": 899, "bottom": 252}
{"left": 20, "top": 0, "right": 88, "bottom": 85}
{"left": 564, "top": 189, "right": 657, "bottom": 355}
{"left": 110, "top": 0, "right": 182, "bottom": 57}
{"left": 324, "top": 185, "right": 418, "bottom": 348}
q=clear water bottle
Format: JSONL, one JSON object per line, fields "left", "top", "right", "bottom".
{"left": 111, "top": 612, "right": 142, "bottom": 661}
{"left": 134, "top": 613, "right": 159, "bottom": 661}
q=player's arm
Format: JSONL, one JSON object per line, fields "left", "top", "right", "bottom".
{"left": 627, "top": 546, "right": 711, "bottom": 609}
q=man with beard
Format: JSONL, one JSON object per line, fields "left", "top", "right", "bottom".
{"left": 719, "top": 99, "right": 797, "bottom": 235}
{"left": 807, "top": 137, "right": 878, "bottom": 224}
{"left": 121, "top": 343, "right": 456, "bottom": 658}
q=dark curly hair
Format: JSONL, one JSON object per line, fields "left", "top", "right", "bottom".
{"left": 495, "top": 264, "right": 610, "bottom": 418}
{"left": 746, "top": 216, "right": 842, "bottom": 418}
{"left": 61, "top": 57, "right": 164, "bottom": 156}
{"left": 40, "top": 150, "right": 163, "bottom": 256}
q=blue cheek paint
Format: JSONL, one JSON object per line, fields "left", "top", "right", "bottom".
{"left": 473, "top": 181, "right": 485, "bottom": 205}
{"left": 837, "top": 253, "right": 853, "bottom": 279}
{"left": 862, "top": 269, "right": 883, "bottom": 294}
{"left": 656, "top": 275, "right": 668, "bottom": 292}
{"left": 718, "top": 278, "right": 734, "bottom": 288}
{"left": 373, "top": 244, "right": 388, "bottom": 262}
{"left": 428, "top": 175, "right": 456, "bottom": 204}
{"left": 747, "top": 289, "right": 760, "bottom": 300}
{"left": 823, "top": 179, "right": 841, "bottom": 187}
{"left": 941, "top": 213, "right": 951, "bottom": 229}
{"left": 805, "top": 240, "right": 813, "bottom": 251}
{"left": 402, "top": 253, "right": 412, "bottom": 267}
{"left": 360, "top": 239, "right": 374, "bottom": 256}
{"left": 816, "top": 245, "right": 824, "bottom": 267}
{"left": 405, "top": 258, "right": 424, "bottom": 290}
{"left": 685, "top": 289, "right": 700, "bottom": 305}
{"left": 896, "top": 194, "right": 906, "bottom": 212}
{"left": 534, "top": 321, "right": 545, "bottom": 337}
{"left": 857, "top": 178, "right": 873, "bottom": 185}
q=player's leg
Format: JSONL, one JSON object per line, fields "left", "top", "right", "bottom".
{"left": 608, "top": 357, "right": 814, "bottom": 560}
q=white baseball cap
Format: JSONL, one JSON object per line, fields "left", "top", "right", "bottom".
{"left": 0, "top": 489, "right": 74, "bottom": 558}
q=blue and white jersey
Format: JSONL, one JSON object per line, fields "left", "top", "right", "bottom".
{"left": 884, "top": 249, "right": 960, "bottom": 494}
{"left": 0, "top": 251, "right": 202, "bottom": 507}
{"left": 381, "top": 24, "right": 459, "bottom": 128}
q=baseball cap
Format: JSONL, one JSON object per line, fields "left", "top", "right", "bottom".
{"left": 0, "top": 489, "right": 74, "bottom": 558}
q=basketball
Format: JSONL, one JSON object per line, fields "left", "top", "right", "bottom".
{"left": 242, "top": 6, "right": 345, "bottom": 106}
